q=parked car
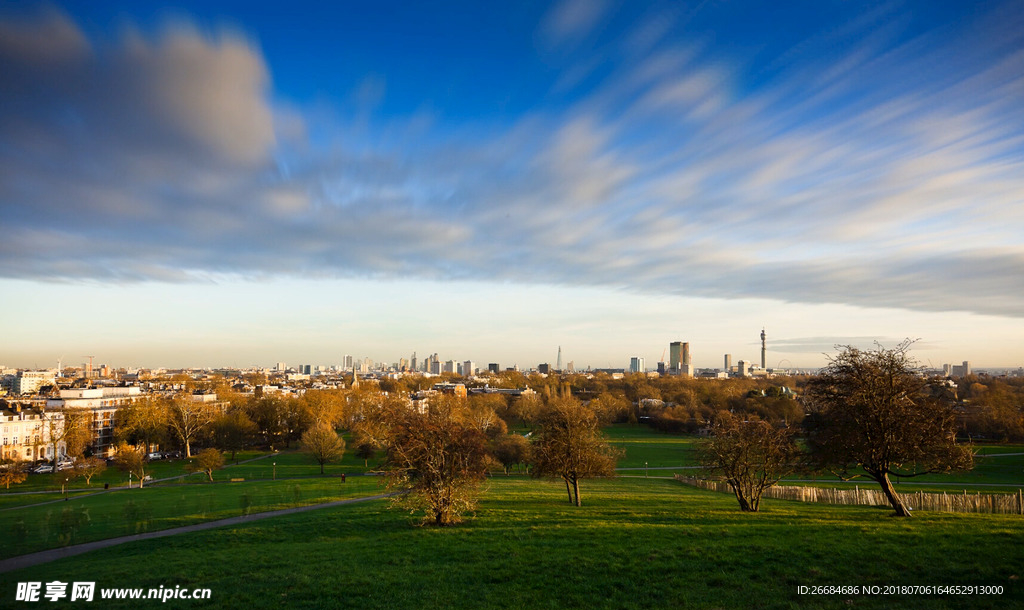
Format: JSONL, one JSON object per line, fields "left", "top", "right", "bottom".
{"left": 32, "top": 464, "right": 54, "bottom": 474}
{"left": 146, "top": 452, "right": 164, "bottom": 460}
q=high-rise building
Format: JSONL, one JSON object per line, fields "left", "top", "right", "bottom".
{"left": 538, "top": 363, "right": 550, "bottom": 374}
{"left": 760, "top": 328, "right": 767, "bottom": 370}
{"left": 411, "top": 352, "right": 417, "bottom": 371}
{"left": 463, "top": 361, "right": 475, "bottom": 377}
{"left": 629, "top": 357, "right": 645, "bottom": 373}
{"left": 738, "top": 360, "right": 749, "bottom": 377}
{"left": 488, "top": 363, "right": 500, "bottom": 374}
{"left": 556, "top": 346, "right": 562, "bottom": 371}
{"left": 950, "top": 361, "right": 972, "bottom": 377}
{"left": 669, "top": 342, "right": 682, "bottom": 371}
{"left": 443, "top": 360, "right": 457, "bottom": 374}
{"left": 724, "top": 354, "right": 732, "bottom": 372}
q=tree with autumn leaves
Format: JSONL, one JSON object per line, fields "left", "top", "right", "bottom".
{"left": 379, "top": 394, "right": 490, "bottom": 526}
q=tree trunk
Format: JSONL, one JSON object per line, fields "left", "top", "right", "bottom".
{"left": 875, "top": 472, "right": 911, "bottom": 517}
{"left": 730, "top": 483, "right": 754, "bottom": 511}
{"left": 572, "top": 477, "right": 581, "bottom": 507}
{"left": 565, "top": 477, "right": 574, "bottom": 504}
{"left": 320, "top": 462, "right": 325, "bottom": 474}
{"left": 185, "top": 440, "right": 192, "bottom": 458}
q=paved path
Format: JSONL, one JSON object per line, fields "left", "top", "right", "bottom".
{"left": 0, "top": 493, "right": 391, "bottom": 575}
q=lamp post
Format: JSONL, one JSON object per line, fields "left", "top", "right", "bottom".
{"left": 63, "top": 477, "right": 69, "bottom": 500}
{"left": 645, "top": 461, "right": 648, "bottom": 478}
{"left": 129, "top": 472, "right": 132, "bottom": 488}
{"left": 273, "top": 462, "right": 276, "bottom": 481}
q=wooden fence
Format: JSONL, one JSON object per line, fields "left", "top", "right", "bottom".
{"left": 674, "top": 475, "right": 1024, "bottom": 515}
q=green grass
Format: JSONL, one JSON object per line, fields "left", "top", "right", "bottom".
{"left": 605, "top": 425, "right": 1024, "bottom": 491}
{"left": 604, "top": 424, "right": 701, "bottom": 469}
{"left": 6, "top": 477, "right": 1022, "bottom": 609}
{"left": 0, "top": 475, "right": 381, "bottom": 558}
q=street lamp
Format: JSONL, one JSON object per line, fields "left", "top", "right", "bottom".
{"left": 63, "top": 477, "right": 69, "bottom": 500}
{"left": 129, "top": 472, "right": 132, "bottom": 488}
{"left": 645, "top": 461, "right": 648, "bottom": 478}
{"left": 273, "top": 462, "right": 276, "bottom": 481}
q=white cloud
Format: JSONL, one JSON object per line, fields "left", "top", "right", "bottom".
{"left": 2, "top": 5, "right": 1024, "bottom": 322}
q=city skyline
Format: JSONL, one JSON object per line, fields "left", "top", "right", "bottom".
{"left": 2, "top": 2, "right": 1023, "bottom": 370}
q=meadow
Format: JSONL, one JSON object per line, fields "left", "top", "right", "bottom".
{"left": 4, "top": 477, "right": 1021, "bottom": 609}
{"left": 1, "top": 425, "right": 1022, "bottom": 609}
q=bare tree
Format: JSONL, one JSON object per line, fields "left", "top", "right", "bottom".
{"left": 382, "top": 395, "right": 490, "bottom": 526}
{"left": 71, "top": 457, "right": 106, "bottom": 486}
{"left": 46, "top": 409, "right": 89, "bottom": 467}
{"left": 698, "top": 412, "right": 800, "bottom": 512}
{"left": 531, "top": 397, "right": 620, "bottom": 506}
{"left": 301, "top": 424, "right": 345, "bottom": 474}
{"left": 804, "top": 341, "right": 974, "bottom": 516}
{"left": 166, "top": 395, "right": 215, "bottom": 458}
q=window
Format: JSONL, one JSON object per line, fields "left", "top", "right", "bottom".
{"left": 13, "top": 436, "right": 18, "bottom": 445}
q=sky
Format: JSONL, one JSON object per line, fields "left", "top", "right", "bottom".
{"left": 1, "top": 1, "right": 1023, "bottom": 371}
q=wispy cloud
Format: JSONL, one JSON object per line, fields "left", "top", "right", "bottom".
{"left": 1, "top": 4, "right": 1023, "bottom": 320}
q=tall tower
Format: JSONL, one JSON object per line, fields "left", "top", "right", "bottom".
{"left": 556, "top": 346, "right": 562, "bottom": 371}
{"left": 669, "top": 342, "right": 682, "bottom": 371}
{"left": 760, "top": 328, "right": 767, "bottom": 370}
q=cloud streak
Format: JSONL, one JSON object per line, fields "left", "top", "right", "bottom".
{"left": 1, "top": 5, "right": 1023, "bottom": 319}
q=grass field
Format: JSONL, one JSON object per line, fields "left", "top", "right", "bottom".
{"left": 604, "top": 424, "right": 1024, "bottom": 492}
{"left": 0, "top": 475, "right": 381, "bottom": 559}
{"left": 4, "top": 477, "right": 1021, "bottom": 609}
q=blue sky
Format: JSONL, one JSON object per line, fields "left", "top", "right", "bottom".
{"left": 1, "top": 1, "right": 1023, "bottom": 370}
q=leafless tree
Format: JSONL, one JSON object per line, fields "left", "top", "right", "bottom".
{"left": 166, "top": 395, "right": 215, "bottom": 458}
{"left": 71, "top": 457, "right": 106, "bottom": 486}
{"left": 804, "top": 341, "right": 974, "bottom": 516}
{"left": 698, "top": 412, "right": 800, "bottom": 511}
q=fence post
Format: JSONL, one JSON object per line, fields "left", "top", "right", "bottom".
{"left": 1018, "top": 489, "right": 1022, "bottom": 516}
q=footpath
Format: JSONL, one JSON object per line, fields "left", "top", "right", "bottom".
{"left": 0, "top": 493, "right": 390, "bottom": 574}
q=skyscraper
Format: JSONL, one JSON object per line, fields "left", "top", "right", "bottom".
{"left": 724, "top": 354, "right": 732, "bottom": 372}
{"left": 761, "top": 328, "right": 767, "bottom": 370}
{"left": 556, "top": 346, "right": 562, "bottom": 371}
{"left": 669, "top": 341, "right": 691, "bottom": 376}
{"left": 629, "top": 357, "right": 645, "bottom": 373}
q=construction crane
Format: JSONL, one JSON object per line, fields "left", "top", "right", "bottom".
{"left": 83, "top": 355, "right": 95, "bottom": 379}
